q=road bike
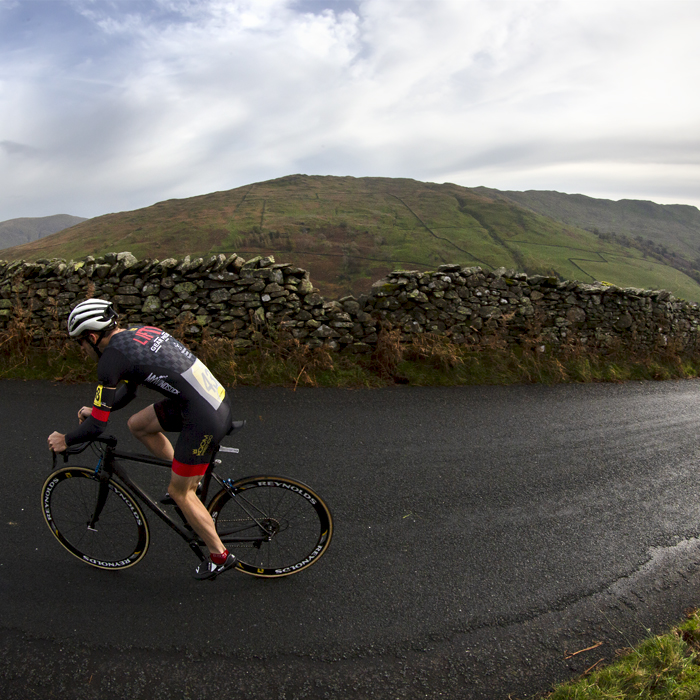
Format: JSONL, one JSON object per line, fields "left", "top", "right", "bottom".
{"left": 41, "top": 421, "right": 333, "bottom": 578}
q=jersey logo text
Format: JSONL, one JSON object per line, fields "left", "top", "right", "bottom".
{"left": 133, "top": 326, "right": 163, "bottom": 346}
{"left": 145, "top": 373, "right": 180, "bottom": 395}
{"left": 193, "top": 434, "right": 213, "bottom": 457}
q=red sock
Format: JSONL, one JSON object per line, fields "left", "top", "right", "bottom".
{"left": 210, "top": 549, "right": 229, "bottom": 565}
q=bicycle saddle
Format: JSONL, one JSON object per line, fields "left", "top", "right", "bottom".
{"left": 227, "top": 420, "right": 246, "bottom": 435}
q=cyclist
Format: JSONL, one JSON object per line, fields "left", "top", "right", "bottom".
{"left": 47, "top": 298, "right": 236, "bottom": 580}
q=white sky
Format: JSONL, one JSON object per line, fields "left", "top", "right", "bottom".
{"left": 1, "top": 0, "right": 699, "bottom": 221}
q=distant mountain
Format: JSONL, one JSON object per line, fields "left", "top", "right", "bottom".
{"left": 3, "top": 176, "right": 700, "bottom": 302}
{"left": 476, "top": 188, "right": 700, "bottom": 260}
{"left": 0, "top": 214, "right": 88, "bottom": 250}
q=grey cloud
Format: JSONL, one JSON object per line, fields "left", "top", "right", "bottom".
{"left": 293, "top": 0, "right": 360, "bottom": 16}
{"left": 0, "top": 140, "right": 38, "bottom": 157}
{"left": 431, "top": 138, "right": 700, "bottom": 176}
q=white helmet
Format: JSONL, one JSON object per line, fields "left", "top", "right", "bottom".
{"left": 67, "top": 299, "right": 118, "bottom": 338}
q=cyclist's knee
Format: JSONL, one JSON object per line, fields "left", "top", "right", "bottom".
{"left": 168, "top": 474, "right": 199, "bottom": 501}
{"left": 126, "top": 413, "right": 141, "bottom": 436}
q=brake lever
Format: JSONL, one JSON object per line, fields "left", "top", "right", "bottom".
{"left": 49, "top": 437, "right": 113, "bottom": 469}
{"left": 50, "top": 449, "right": 69, "bottom": 468}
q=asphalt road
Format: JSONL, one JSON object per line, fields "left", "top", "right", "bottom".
{"left": 3, "top": 379, "right": 700, "bottom": 699}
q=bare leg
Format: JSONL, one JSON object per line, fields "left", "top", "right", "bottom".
{"left": 129, "top": 405, "right": 225, "bottom": 556}
{"left": 168, "top": 473, "right": 226, "bottom": 555}
{"left": 127, "top": 405, "right": 174, "bottom": 461}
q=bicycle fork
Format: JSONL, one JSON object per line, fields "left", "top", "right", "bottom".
{"left": 88, "top": 452, "right": 113, "bottom": 531}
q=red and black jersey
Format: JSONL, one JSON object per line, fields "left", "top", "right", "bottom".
{"left": 65, "top": 326, "right": 227, "bottom": 446}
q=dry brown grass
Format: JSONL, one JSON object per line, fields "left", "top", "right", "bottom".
{"left": 189, "top": 324, "right": 339, "bottom": 388}
{"left": 403, "top": 333, "right": 465, "bottom": 371}
{"left": 0, "top": 301, "right": 33, "bottom": 358}
{"left": 2, "top": 299, "right": 700, "bottom": 387}
{"left": 0, "top": 306, "right": 94, "bottom": 382}
{"left": 368, "top": 323, "right": 405, "bottom": 380}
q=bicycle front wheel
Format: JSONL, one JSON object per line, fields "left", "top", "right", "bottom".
{"left": 42, "top": 467, "right": 150, "bottom": 570}
{"left": 208, "top": 476, "right": 333, "bottom": 577}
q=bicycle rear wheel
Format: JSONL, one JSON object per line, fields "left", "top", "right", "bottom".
{"left": 42, "top": 467, "right": 149, "bottom": 570}
{"left": 208, "top": 476, "right": 333, "bottom": 578}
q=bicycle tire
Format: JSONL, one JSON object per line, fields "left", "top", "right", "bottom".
{"left": 42, "top": 467, "right": 150, "bottom": 570}
{"left": 208, "top": 476, "right": 333, "bottom": 578}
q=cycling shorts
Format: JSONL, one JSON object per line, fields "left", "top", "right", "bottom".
{"left": 154, "top": 397, "right": 232, "bottom": 477}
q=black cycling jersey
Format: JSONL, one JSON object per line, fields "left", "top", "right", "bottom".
{"left": 66, "top": 326, "right": 231, "bottom": 469}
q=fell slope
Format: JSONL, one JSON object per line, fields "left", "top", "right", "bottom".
{"left": 3, "top": 175, "right": 700, "bottom": 301}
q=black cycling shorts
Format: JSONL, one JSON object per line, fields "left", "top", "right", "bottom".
{"left": 154, "top": 397, "right": 232, "bottom": 477}
{"left": 154, "top": 398, "right": 185, "bottom": 433}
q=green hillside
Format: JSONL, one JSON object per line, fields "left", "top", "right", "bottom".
{"left": 480, "top": 187, "right": 700, "bottom": 276}
{"left": 481, "top": 187, "right": 700, "bottom": 253}
{"left": 4, "top": 175, "right": 700, "bottom": 302}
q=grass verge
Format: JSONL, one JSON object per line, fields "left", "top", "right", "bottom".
{"left": 2, "top": 325, "right": 700, "bottom": 387}
{"left": 546, "top": 609, "right": 700, "bottom": 699}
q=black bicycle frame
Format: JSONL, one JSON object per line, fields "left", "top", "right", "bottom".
{"left": 89, "top": 443, "right": 209, "bottom": 561}
{"left": 68, "top": 436, "right": 272, "bottom": 562}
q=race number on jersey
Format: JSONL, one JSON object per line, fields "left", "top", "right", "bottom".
{"left": 183, "top": 359, "right": 226, "bottom": 409}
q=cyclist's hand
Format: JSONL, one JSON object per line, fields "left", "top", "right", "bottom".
{"left": 48, "top": 431, "right": 67, "bottom": 453}
{"left": 77, "top": 406, "right": 92, "bottom": 424}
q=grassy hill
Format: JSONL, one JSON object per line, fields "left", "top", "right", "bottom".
{"left": 480, "top": 187, "right": 700, "bottom": 254}
{"left": 0, "top": 214, "right": 87, "bottom": 250}
{"left": 479, "top": 187, "right": 700, "bottom": 279}
{"left": 3, "top": 175, "right": 700, "bottom": 302}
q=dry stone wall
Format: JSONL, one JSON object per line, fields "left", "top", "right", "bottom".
{"left": 1, "top": 251, "right": 699, "bottom": 355}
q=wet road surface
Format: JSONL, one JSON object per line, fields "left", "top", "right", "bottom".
{"left": 3, "top": 379, "right": 700, "bottom": 698}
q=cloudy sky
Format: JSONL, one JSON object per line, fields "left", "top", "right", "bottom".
{"left": 1, "top": 0, "right": 699, "bottom": 222}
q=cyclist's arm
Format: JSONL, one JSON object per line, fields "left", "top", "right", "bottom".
{"left": 65, "top": 384, "right": 118, "bottom": 445}
{"left": 77, "top": 381, "right": 134, "bottom": 423}
{"left": 111, "top": 380, "right": 137, "bottom": 411}
{"left": 65, "top": 350, "right": 132, "bottom": 446}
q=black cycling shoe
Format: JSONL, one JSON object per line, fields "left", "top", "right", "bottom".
{"left": 193, "top": 554, "right": 237, "bottom": 581}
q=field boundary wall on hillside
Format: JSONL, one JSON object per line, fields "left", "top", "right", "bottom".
{"left": 1, "top": 251, "right": 699, "bottom": 355}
